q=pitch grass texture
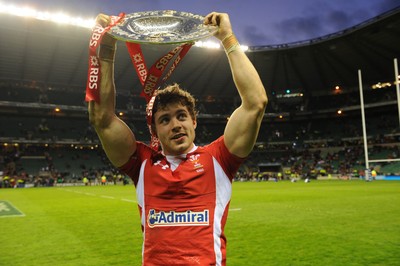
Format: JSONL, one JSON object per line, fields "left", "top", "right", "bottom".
{"left": 1, "top": 180, "right": 399, "bottom": 266}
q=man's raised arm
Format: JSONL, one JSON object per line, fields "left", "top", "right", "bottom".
{"left": 88, "top": 14, "right": 136, "bottom": 167}
{"left": 204, "top": 12, "right": 267, "bottom": 158}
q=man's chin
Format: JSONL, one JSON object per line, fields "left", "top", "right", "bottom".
{"left": 170, "top": 142, "right": 191, "bottom": 155}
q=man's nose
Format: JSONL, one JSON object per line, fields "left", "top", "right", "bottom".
{"left": 171, "top": 118, "right": 182, "bottom": 131}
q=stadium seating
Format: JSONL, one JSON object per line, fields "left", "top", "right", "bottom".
{"left": 1, "top": 84, "right": 399, "bottom": 182}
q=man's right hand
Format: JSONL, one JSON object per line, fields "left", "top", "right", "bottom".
{"left": 94, "top": 13, "right": 117, "bottom": 47}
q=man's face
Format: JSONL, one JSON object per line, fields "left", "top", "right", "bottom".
{"left": 153, "top": 103, "right": 196, "bottom": 156}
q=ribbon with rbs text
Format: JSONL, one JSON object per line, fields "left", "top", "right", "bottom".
{"left": 126, "top": 42, "right": 193, "bottom": 102}
{"left": 85, "top": 14, "right": 193, "bottom": 149}
{"left": 126, "top": 42, "right": 193, "bottom": 150}
{"left": 85, "top": 13, "right": 125, "bottom": 102}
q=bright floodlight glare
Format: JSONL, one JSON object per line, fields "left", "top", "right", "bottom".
{"left": 0, "top": 2, "right": 95, "bottom": 28}
{"left": 195, "top": 40, "right": 221, "bottom": 49}
{"left": 194, "top": 41, "right": 249, "bottom": 51}
{"left": 0, "top": 2, "right": 250, "bottom": 50}
{"left": 241, "top": 45, "right": 249, "bottom": 52}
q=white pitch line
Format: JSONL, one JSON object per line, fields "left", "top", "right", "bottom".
{"left": 100, "top": 195, "right": 115, "bottom": 199}
{"left": 230, "top": 208, "right": 242, "bottom": 211}
{"left": 121, "top": 198, "right": 137, "bottom": 203}
{"left": 59, "top": 188, "right": 128, "bottom": 202}
{"left": 59, "top": 188, "right": 144, "bottom": 204}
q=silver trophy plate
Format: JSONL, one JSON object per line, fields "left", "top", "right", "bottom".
{"left": 109, "top": 10, "right": 218, "bottom": 44}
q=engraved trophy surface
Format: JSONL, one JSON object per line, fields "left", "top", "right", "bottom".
{"left": 109, "top": 10, "right": 217, "bottom": 44}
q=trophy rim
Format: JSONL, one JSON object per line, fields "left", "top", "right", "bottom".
{"left": 108, "top": 10, "right": 218, "bottom": 44}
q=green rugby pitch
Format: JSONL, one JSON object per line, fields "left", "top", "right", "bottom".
{"left": 1, "top": 180, "right": 399, "bottom": 266}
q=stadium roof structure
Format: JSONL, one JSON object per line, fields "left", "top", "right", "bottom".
{"left": 0, "top": 6, "right": 399, "bottom": 102}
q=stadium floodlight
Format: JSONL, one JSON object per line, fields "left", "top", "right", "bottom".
{"left": 193, "top": 41, "right": 248, "bottom": 51}
{"left": 0, "top": 2, "right": 95, "bottom": 28}
{"left": 0, "top": 2, "right": 249, "bottom": 50}
{"left": 195, "top": 40, "right": 221, "bottom": 49}
{"left": 240, "top": 45, "right": 249, "bottom": 52}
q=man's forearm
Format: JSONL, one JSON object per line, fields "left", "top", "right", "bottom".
{"left": 88, "top": 45, "right": 117, "bottom": 129}
{"left": 225, "top": 40, "right": 267, "bottom": 109}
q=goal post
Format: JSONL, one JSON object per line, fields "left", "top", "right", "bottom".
{"left": 358, "top": 58, "right": 400, "bottom": 181}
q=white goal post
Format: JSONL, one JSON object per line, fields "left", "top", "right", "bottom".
{"left": 358, "top": 58, "right": 400, "bottom": 181}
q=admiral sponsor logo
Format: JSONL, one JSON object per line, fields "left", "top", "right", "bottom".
{"left": 147, "top": 209, "right": 209, "bottom": 228}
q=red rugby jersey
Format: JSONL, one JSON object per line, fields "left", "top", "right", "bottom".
{"left": 120, "top": 136, "right": 244, "bottom": 265}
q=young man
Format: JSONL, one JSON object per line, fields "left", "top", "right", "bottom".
{"left": 88, "top": 12, "right": 267, "bottom": 266}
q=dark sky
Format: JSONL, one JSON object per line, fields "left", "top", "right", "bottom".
{"left": 7, "top": 0, "right": 400, "bottom": 46}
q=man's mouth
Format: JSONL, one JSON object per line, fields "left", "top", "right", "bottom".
{"left": 171, "top": 133, "right": 186, "bottom": 140}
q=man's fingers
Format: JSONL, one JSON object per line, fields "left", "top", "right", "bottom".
{"left": 204, "top": 12, "right": 227, "bottom": 27}
{"left": 93, "top": 13, "right": 117, "bottom": 45}
{"left": 204, "top": 12, "right": 219, "bottom": 26}
{"left": 95, "top": 13, "right": 111, "bottom": 27}
{"left": 204, "top": 14, "right": 212, "bottom": 25}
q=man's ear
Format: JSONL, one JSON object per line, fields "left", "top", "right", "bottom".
{"left": 193, "top": 119, "right": 197, "bottom": 129}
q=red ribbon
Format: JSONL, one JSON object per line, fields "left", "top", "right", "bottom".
{"left": 145, "top": 91, "right": 160, "bottom": 150}
{"left": 85, "top": 13, "right": 125, "bottom": 102}
{"left": 126, "top": 42, "right": 193, "bottom": 150}
{"left": 126, "top": 42, "right": 193, "bottom": 102}
{"left": 85, "top": 13, "right": 193, "bottom": 150}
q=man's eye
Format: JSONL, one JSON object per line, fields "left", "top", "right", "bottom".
{"left": 178, "top": 113, "right": 187, "bottom": 120}
{"left": 160, "top": 117, "right": 169, "bottom": 124}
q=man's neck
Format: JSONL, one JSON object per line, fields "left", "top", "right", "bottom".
{"left": 162, "top": 143, "right": 197, "bottom": 157}
{"left": 164, "top": 145, "right": 197, "bottom": 171}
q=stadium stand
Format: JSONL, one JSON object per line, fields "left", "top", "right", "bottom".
{"left": 1, "top": 7, "right": 400, "bottom": 187}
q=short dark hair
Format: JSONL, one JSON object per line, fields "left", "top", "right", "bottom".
{"left": 151, "top": 83, "right": 198, "bottom": 123}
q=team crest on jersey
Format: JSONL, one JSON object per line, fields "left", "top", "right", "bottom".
{"left": 188, "top": 154, "right": 204, "bottom": 172}
{"left": 147, "top": 209, "right": 209, "bottom": 228}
